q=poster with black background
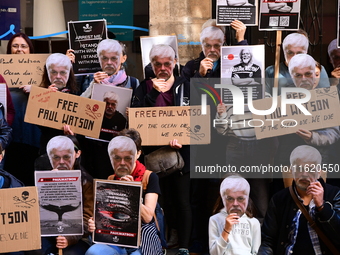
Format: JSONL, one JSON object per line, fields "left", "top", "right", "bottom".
{"left": 68, "top": 19, "right": 107, "bottom": 75}
{"left": 93, "top": 180, "right": 142, "bottom": 248}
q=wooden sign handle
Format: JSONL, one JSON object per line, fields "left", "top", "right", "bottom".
{"left": 274, "top": 30, "right": 282, "bottom": 88}
{"left": 59, "top": 248, "right": 63, "bottom": 255}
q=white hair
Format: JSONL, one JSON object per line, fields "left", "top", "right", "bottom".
{"left": 328, "top": 39, "right": 339, "bottom": 57}
{"left": 282, "top": 33, "right": 309, "bottom": 60}
{"left": 97, "top": 39, "right": 122, "bottom": 58}
{"left": 149, "top": 44, "right": 176, "bottom": 62}
{"left": 220, "top": 175, "right": 250, "bottom": 198}
{"left": 108, "top": 136, "right": 137, "bottom": 160}
{"left": 103, "top": 91, "right": 120, "bottom": 102}
{"left": 200, "top": 26, "right": 224, "bottom": 48}
{"left": 288, "top": 54, "right": 315, "bottom": 75}
{"left": 290, "top": 145, "right": 322, "bottom": 165}
{"left": 46, "top": 136, "right": 74, "bottom": 165}
{"left": 46, "top": 53, "right": 72, "bottom": 71}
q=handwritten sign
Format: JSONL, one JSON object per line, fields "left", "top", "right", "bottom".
{"left": 0, "top": 186, "right": 41, "bottom": 253}
{"left": 129, "top": 106, "right": 211, "bottom": 146}
{"left": 35, "top": 170, "right": 83, "bottom": 236}
{"left": 253, "top": 87, "right": 340, "bottom": 139}
{"left": 24, "top": 86, "right": 105, "bottom": 138}
{"left": 93, "top": 179, "right": 142, "bottom": 248}
{"left": 0, "top": 54, "right": 49, "bottom": 87}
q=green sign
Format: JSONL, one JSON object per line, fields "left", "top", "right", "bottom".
{"left": 79, "top": 0, "right": 134, "bottom": 41}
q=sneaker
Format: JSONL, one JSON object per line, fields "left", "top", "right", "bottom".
{"left": 176, "top": 248, "right": 189, "bottom": 255}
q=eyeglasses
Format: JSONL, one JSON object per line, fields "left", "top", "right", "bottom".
{"left": 203, "top": 43, "right": 221, "bottom": 49}
{"left": 225, "top": 196, "right": 246, "bottom": 203}
{"left": 153, "top": 62, "right": 172, "bottom": 68}
{"left": 113, "top": 155, "right": 133, "bottom": 162}
{"left": 12, "top": 44, "right": 29, "bottom": 49}
{"left": 50, "top": 70, "right": 68, "bottom": 76}
{"left": 52, "top": 155, "right": 71, "bottom": 161}
{"left": 101, "top": 56, "right": 119, "bottom": 62}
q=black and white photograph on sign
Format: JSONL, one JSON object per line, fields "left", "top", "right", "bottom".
{"left": 259, "top": 0, "right": 301, "bottom": 31}
{"left": 216, "top": 0, "right": 258, "bottom": 26}
{"left": 338, "top": 0, "right": 340, "bottom": 48}
{"left": 90, "top": 83, "right": 131, "bottom": 141}
{"left": 35, "top": 170, "right": 83, "bottom": 236}
{"left": 140, "top": 35, "right": 179, "bottom": 79}
{"left": 93, "top": 180, "right": 142, "bottom": 248}
{"left": 220, "top": 45, "right": 264, "bottom": 104}
{"left": 0, "top": 84, "right": 7, "bottom": 118}
{"left": 68, "top": 19, "right": 108, "bottom": 75}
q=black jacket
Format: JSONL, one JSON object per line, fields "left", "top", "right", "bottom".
{"left": 259, "top": 179, "right": 340, "bottom": 255}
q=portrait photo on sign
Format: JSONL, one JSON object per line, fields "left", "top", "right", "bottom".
{"left": 220, "top": 45, "right": 265, "bottom": 104}
{"left": 259, "top": 0, "right": 301, "bottom": 31}
{"left": 90, "top": 83, "right": 132, "bottom": 141}
{"left": 140, "top": 35, "right": 180, "bottom": 79}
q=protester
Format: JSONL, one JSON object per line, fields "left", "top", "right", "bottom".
{"left": 132, "top": 44, "right": 192, "bottom": 255}
{"left": 4, "top": 32, "right": 41, "bottom": 186}
{"left": 85, "top": 135, "right": 163, "bottom": 255}
{"left": 259, "top": 145, "right": 340, "bottom": 254}
{"left": 265, "top": 32, "right": 330, "bottom": 96}
{"left": 33, "top": 135, "right": 93, "bottom": 255}
{"left": 81, "top": 39, "right": 139, "bottom": 98}
{"left": 209, "top": 175, "right": 260, "bottom": 255}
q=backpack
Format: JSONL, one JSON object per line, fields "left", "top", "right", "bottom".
{"left": 142, "top": 170, "right": 168, "bottom": 248}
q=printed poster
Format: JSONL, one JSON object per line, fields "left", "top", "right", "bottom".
{"left": 93, "top": 179, "right": 142, "bottom": 248}
{"left": 68, "top": 19, "right": 107, "bottom": 75}
{"left": 216, "top": 0, "right": 258, "bottom": 26}
{"left": 35, "top": 170, "right": 83, "bottom": 236}
{"left": 220, "top": 45, "right": 265, "bottom": 104}
{"left": 259, "top": 0, "right": 301, "bottom": 31}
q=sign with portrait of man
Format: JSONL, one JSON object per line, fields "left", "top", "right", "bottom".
{"left": 220, "top": 45, "right": 265, "bottom": 104}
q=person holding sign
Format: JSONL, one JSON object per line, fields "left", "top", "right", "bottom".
{"left": 81, "top": 39, "right": 139, "bottom": 98}
{"left": 259, "top": 145, "right": 340, "bottom": 255}
{"left": 132, "top": 44, "right": 192, "bottom": 255}
{"left": 275, "top": 54, "right": 340, "bottom": 187}
{"left": 265, "top": 32, "right": 330, "bottom": 96}
{"left": 86, "top": 136, "right": 163, "bottom": 255}
{"left": 4, "top": 32, "right": 41, "bottom": 186}
{"left": 209, "top": 175, "right": 260, "bottom": 255}
{"left": 181, "top": 19, "right": 247, "bottom": 81}
{"left": 33, "top": 135, "right": 94, "bottom": 255}
{"left": 327, "top": 39, "right": 340, "bottom": 87}
{"left": 38, "top": 53, "right": 80, "bottom": 155}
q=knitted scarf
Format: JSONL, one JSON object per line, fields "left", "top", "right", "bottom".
{"left": 108, "top": 160, "right": 146, "bottom": 182}
{"left": 101, "top": 69, "right": 128, "bottom": 86}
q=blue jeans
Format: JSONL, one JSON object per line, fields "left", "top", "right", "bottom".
{"left": 85, "top": 244, "right": 141, "bottom": 255}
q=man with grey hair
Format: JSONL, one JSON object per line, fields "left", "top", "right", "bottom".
{"left": 99, "top": 90, "right": 126, "bottom": 141}
{"left": 259, "top": 145, "right": 340, "bottom": 255}
{"left": 81, "top": 39, "right": 139, "bottom": 98}
{"left": 327, "top": 39, "right": 340, "bottom": 87}
{"left": 86, "top": 135, "right": 163, "bottom": 255}
{"left": 181, "top": 19, "right": 247, "bottom": 80}
{"left": 266, "top": 32, "right": 330, "bottom": 96}
{"left": 274, "top": 54, "right": 339, "bottom": 187}
{"left": 209, "top": 175, "right": 260, "bottom": 255}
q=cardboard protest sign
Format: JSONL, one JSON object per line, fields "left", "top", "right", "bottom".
{"left": 220, "top": 45, "right": 265, "bottom": 104}
{"left": 140, "top": 35, "right": 179, "bottom": 79}
{"left": 216, "top": 0, "right": 258, "bottom": 26}
{"left": 129, "top": 106, "right": 211, "bottom": 146}
{"left": 259, "top": 0, "right": 301, "bottom": 31}
{"left": 89, "top": 83, "right": 131, "bottom": 141}
{"left": 68, "top": 19, "right": 107, "bottom": 75}
{"left": 0, "top": 54, "right": 48, "bottom": 87}
{"left": 93, "top": 179, "right": 142, "bottom": 248}
{"left": 0, "top": 186, "right": 41, "bottom": 253}
{"left": 24, "top": 86, "right": 105, "bottom": 138}
{"left": 35, "top": 170, "right": 83, "bottom": 236}
{"left": 252, "top": 87, "right": 340, "bottom": 139}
